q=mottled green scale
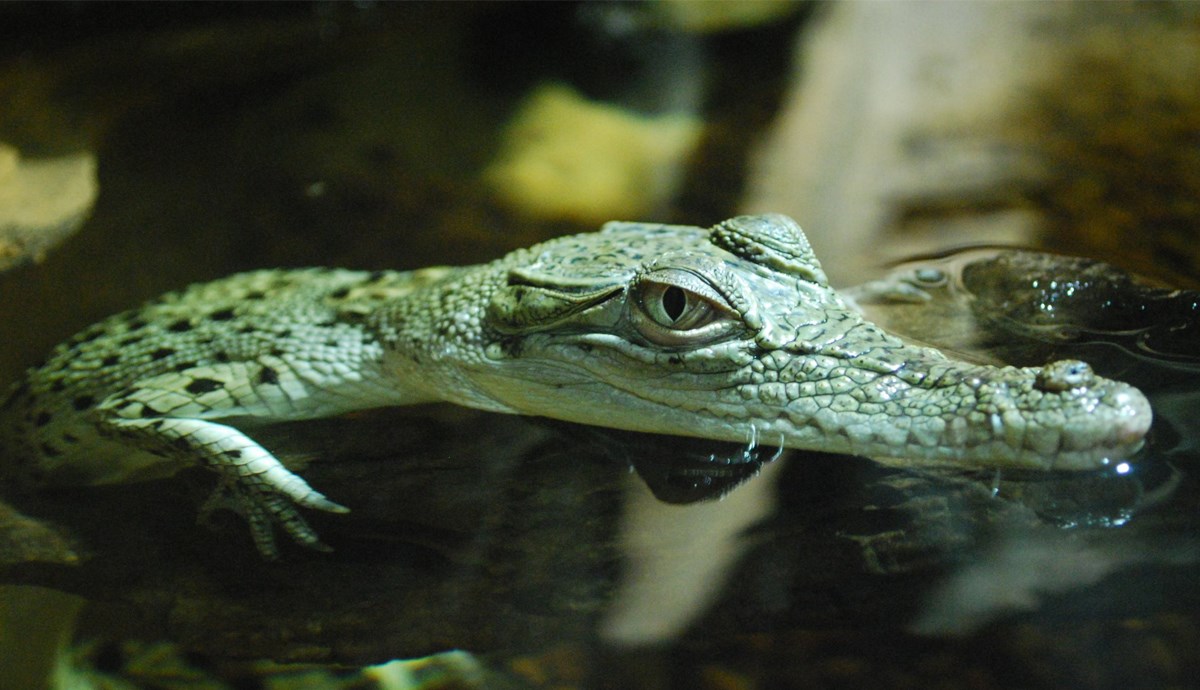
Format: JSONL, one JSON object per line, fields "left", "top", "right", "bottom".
{"left": 0, "top": 266, "right": 453, "bottom": 556}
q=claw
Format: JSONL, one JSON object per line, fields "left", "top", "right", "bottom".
{"left": 246, "top": 507, "right": 281, "bottom": 561}
{"left": 199, "top": 479, "right": 337, "bottom": 558}
{"left": 300, "top": 492, "right": 350, "bottom": 514}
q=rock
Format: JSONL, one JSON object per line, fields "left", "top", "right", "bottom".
{"left": 0, "top": 143, "right": 97, "bottom": 271}
{"left": 484, "top": 84, "right": 701, "bottom": 225}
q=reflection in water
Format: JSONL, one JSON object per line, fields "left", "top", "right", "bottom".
{"left": 912, "top": 529, "right": 1200, "bottom": 636}
{"left": 540, "top": 422, "right": 787, "bottom": 645}
{"left": 849, "top": 245, "right": 1200, "bottom": 646}
{"left": 602, "top": 458, "right": 785, "bottom": 646}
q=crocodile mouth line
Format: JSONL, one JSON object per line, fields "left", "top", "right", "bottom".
{"left": 561, "top": 355, "right": 1149, "bottom": 468}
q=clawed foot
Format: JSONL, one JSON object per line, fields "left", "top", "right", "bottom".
{"left": 198, "top": 479, "right": 348, "bottom": 559}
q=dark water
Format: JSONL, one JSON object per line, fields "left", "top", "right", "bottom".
{"left": 1, "top": 4, "right": 1198, "bottom": 689}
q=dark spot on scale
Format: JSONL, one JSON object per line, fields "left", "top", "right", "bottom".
{"left": 171, "top": 437, "right": 191, "bottom": 452}
{"left": 215, "top": 351, "right": 231, "bottom": 363}
{"left": 173, "top": 361, "right": 197, "bottom": 372}
{"left": 72, "top": 395, "right": 95, "bottom": 411}
{"left": 102, "top": 354, "right": 121, "bottom": 367}
{"left": 325, "top": 339, "right": 339, "bottom": 348}
{"left": 40, "top": 442, "right": 62, "bottom": 458}
{"left": 269, "top": 348, "right": 286, "bottom": 357}
{"left": 667, "top": 355, "right": 682, "bottom": 365}
{"left": 245, "top": 290, "right": 266, "bottom": 300}
{"left": 276, "top": 329, "right": 292, "bottom": 339}
{"left": 258, "top": 366, "right": 280, "bottom": 385}
{"left": 151, "top": 348, "right": 176, "bottom": 360}
{"left": 315, "top": 319, "right": 337, "bottom": 328}
{"left": 329, "top": 287, "right": 351, "bottom": 299}
{"left": 185, "top": 378, "right": 224, "bottom": 395}
{"left": 238, "top": 325, "right": 257, "bottom": 334}
{"left": 167, "top": 319, "right": 192, "bottom": 333}
{"left": 62, "top": 433, "right": 78, "bottom": 443}
{"left": 578, "top": 343, "right": 593, "bottom": 353}
{"left": 366, "top": 271, "right": 387, "bottom": 283}
{"left": 50, "top": 380, "right": 66, "bottom": 392}
{"left": 34, "top": 411, "right": 52, "bottom": 427}
{"left": 150, "top": 420, "right": 164, "bottom": 430}
{"left": 118, "top": 335, "right": 144, "bottom": 347}
{"left": 140, "top": 405, "right": 162, "bottom": 418}
{"left": 208, "top": 308, "right": 236, "bottom": 321}
{"left": 223, "top": 449, "right": 243, "bottom": 459}
{"left": 126, "top": 319, "right": 148, "bottom": 331}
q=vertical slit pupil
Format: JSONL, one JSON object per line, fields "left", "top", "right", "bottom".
{"left": 662, "top": 286, "right": 687, "bottom": 321}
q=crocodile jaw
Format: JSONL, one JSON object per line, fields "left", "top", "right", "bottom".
{"left": 467, "top": 334, "right": 1152, "bottom": 472}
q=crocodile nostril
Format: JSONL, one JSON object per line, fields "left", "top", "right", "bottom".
{"left": 1036, "top": 359, "right": 1095, "bottom": 392}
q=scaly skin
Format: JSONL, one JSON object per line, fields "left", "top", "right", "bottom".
{"left": 0, "top": 215, "right": 1153, "bottom": 556}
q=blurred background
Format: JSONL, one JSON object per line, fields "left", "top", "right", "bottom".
{"left": 2, "top": 3, "right": 1199, "bottom": 689}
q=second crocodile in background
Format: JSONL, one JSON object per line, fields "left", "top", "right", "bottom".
{"left": 0, "top": 214, "right": 1153, "bottom": 557}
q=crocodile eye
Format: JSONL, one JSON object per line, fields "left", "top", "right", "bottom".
{"left": 640, "top": 283, "right": 718, "bottom": 330}
{"left": 630, "top": 269, "right": 738, "bottom": 346}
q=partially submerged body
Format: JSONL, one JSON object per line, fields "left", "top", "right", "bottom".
{"left": 0, "top": 215, "right": 1153, "bottom": 556}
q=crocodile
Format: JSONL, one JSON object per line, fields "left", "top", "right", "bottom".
{"left": 0, "top": 214, "right": 1153, "bottom": 557}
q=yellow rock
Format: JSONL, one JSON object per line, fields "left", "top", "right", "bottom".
{"left": 484, "top": 84, "right": 701, "bottom": 225}
{"left": 650, "top": 0, "right": 801, "bottom": 33}
{"left": 0, "top": 143, "right": 97, "bottom": 270}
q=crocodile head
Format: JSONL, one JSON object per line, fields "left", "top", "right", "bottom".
{"left": 466, "top": 214, "right": 1152, "bottom": 471}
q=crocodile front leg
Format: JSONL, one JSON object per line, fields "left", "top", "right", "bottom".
{"left": 90, "top": 361, "right": 353, "bottom": 558}
{"left": 97, "top": 413, "right": 345, "bottom": 558}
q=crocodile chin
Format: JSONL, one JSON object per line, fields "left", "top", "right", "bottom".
{"left": 466, "top": 214, "right": 1153, "bottom": 471}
